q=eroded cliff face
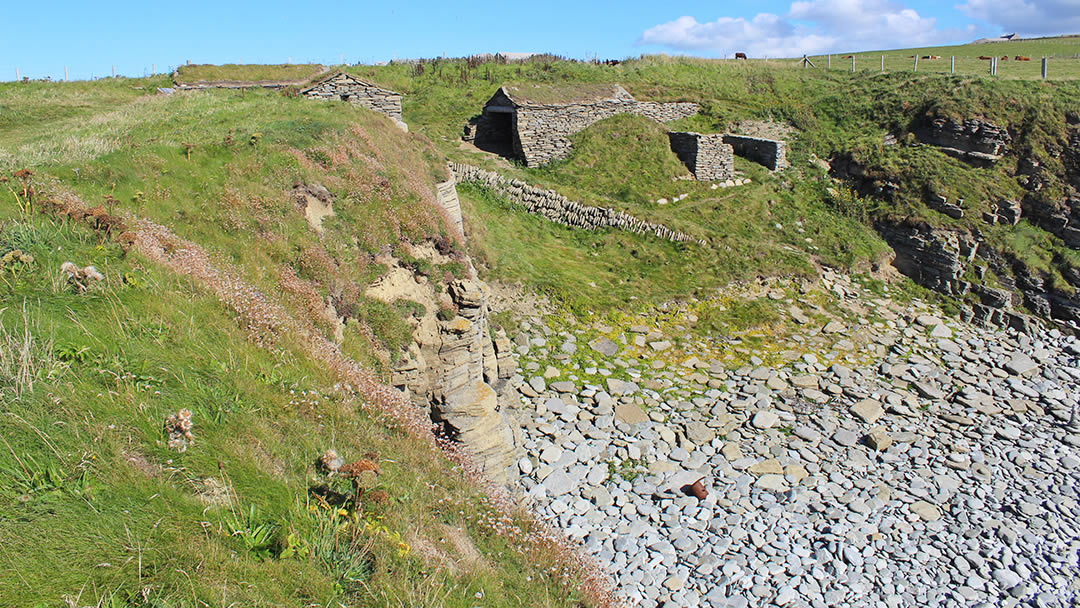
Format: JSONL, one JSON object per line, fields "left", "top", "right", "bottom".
{"left": 371, "top": 260, "right": 521, "bottom": 484}
{"left": 879, "top": 222, "right": 978, "bottom": 297}
{"left": 1022, "top": 128, "right": 1080, "bottom": 249}
{"left": 916, "top": 117, "right": 1011, "bottom": 165}
{"left": 831, "top": 112, "right": 1080, "bottom": 332}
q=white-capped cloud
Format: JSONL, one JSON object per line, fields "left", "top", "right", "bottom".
{"left": 956, "top": 0, "right": 1080, "bottom": 36}
{"left": 640, "top": 0, "right": 977, "bottom": 57}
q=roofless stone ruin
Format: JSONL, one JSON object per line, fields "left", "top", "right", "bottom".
{"left": 467, "top": 84, "right": 789, "bottom": 178}
{"left": 470, "top": 84, "right": 699, "bottom": 167}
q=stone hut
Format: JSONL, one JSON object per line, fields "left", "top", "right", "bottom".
{"left": 471, "top": 84, "right": 700, "bottom": 166}
{"left": 301, "top": 72, "right": 404, "bottom": 125}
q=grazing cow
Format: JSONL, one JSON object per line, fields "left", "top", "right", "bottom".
{"left": 978, "top": 56, "right": 993, "bottom": 60}
{"left": 1001, "top": 55, "right": 1009, "bottom": 60}
{"left": 843, "top": 55, "right": 854, "bottom": 59}
{"left": 735, "top": 52, "right": 747, "bottom": 60}
{"left": 1015, "top": 56, "right": 1031, "bottom": 61}
{"left": 922, "top": 55, "right": 940, "bottom": 60}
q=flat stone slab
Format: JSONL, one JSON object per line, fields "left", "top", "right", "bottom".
{"left": 851, "top": 399, "right": 885, "bottom": 424}
{"left": 589, "top": 337, "right": 619, "bottom": 357}
{"left": 606, "top": 378, "right": 640, "bottom": 396}
{"left": 754, "top": 474, "right": 789, "bottom": 492}
{"left": 912, "top": 381, "right": 945, "bottom": 400}
{"left": 866, "top": 429, "right": 893, "bottom": 451}
{"left": 1004, "top": 353, "right": 1038, "bottom": 376}
{"left": 748, "top": 458, "right": 784, "bottom": 475}
{"left": 822, "top": 321, "right": 845, "bottom": 334}
{"left": 910, "top": 500, "right": 942, "bottom": 521}
{"left": 542, "top": 470, "right": 575, "bottom": 497}
{"left": 615, "top": 402, "right": 649, "bottom": 425}
{"left": 549, "top": 381, "right": 576, "bottom": 393}
{"left": 751, "top": 410, "right": 780, "bottom": 429}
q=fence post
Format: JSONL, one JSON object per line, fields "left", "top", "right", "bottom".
{"left": 15, "top": 68, "right": 19, "bottom": 80}
{"left": 112, "top": 65, "right": 115, "bottom": 78}
{"left": 827, "top": 54, "right": 831, "bottom": 70}
{"left": 851, "top": 55, "right": 855, "bottom": 73}
{"left": 64, "top": 66, "right": 68, "bottom": 82}
{"left": 881, "top": 55, "right": 884, "bottom": 72}
{"left": 152, "top": 63, "right": 155, "bottom": 75}
{"left": 914, "top": 55, "right": 918, "bottom": 72}
{"left": 1042, "top": 57, "right": 1048, "bottom": 79}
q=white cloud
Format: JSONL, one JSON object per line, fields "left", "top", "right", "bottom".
{"left": 956, "top": 0, "right": 1080, "bottom": 36}
{"left": 639, "top": 0, "right": 976, "bottom": 57}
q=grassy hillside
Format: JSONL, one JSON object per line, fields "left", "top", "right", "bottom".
{"left": 455, "top": 115, "right": 888, "bottom": 313}
{"left": 0, "top": 79, "right": 601, "bottom": 607}
{"left": 350, "top": 54, "right": 1079, "bottom": 318}
{"left": 4, "top": 48, "right": 1080, "bottom": 604}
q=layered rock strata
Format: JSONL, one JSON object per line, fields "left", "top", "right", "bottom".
{"left": 377, "top": 270, "right": 520, "bottom": 483}
{"left": 916, "top": 117, "right": 1010, "bottom": 164}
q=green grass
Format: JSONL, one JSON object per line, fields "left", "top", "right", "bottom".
{"left": 4, "top": 48, "right": 1080, "bottom": 604}
{"left": 0, "top": 77, "right": 599, "bottom": 607}
{"left": 527, "top": 114, "right": 692, "bottom": 207}
{"left": 807, "top": 35, "right": 1080, "bottom": 80}
{"left": 352, "top": 52, "right": 1078, "bottom": 316}
{"left": 173, "top": 64, "right": 326, "bottom": 84}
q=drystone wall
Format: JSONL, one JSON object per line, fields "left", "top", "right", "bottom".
{"left": 723, "top": 134, "right": 789, "bottom": 171}
{"left": 451, "top": 164, "right": 703, "bottom": 244}
{"left": 302, "top": 73, "right": 403, "bottom": 122}
{"left": 514, "top": 100, "right": 700, "bottom": 166}
{"left": 668, "top": 132, "right": 735, "bottom": 181}
{"left": 436, "top": 177, "right": 464, "bottom": 236}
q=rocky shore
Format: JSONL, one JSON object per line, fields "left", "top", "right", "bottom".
{"left": 501, "top": 273, "right": 1080, "bottom": 607}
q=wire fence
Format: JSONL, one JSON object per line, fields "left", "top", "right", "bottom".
{"left": 801, "top": 53, "right": 1080, "bottom": 80}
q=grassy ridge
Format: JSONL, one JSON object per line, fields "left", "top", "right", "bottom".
{"left": 173, "top": 63, "right": 326, "bottom": 84}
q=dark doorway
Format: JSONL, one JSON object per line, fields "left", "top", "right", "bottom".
{"left": 474, "top": 111, "right": 518, "bottom": 160}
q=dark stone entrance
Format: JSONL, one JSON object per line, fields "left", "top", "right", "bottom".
{"left": 473, "top": 111, "right": 518, "bottom": 160}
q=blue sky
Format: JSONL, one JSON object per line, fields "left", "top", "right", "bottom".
{"left": 2, "top": 0, "right": 1077, "bottom": 81}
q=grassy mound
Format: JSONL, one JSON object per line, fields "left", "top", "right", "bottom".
{"left": 533, "top": 114, "right": 691, "bottom": 206}
{"left": 173, "top": 64, "right": 326, "bottom": 85}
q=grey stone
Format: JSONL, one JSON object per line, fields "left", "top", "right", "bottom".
{"left": 589, "top": 337, "right": 619, "bottom": 357}
{"left": 1004, "top": 353, "right": 1038, "bottom": 376}
{"left": 752, "top": 410, "right": 781, "bottom": 429}
{"left": 851, "top": 399, "right": 885, "bottom": 424}
{"left": 833, "top": 429, "right": 859, "bottom": 447}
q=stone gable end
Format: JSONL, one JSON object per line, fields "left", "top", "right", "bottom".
{"left": 302, "top": 72, "right": 403, "bottom": 123}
